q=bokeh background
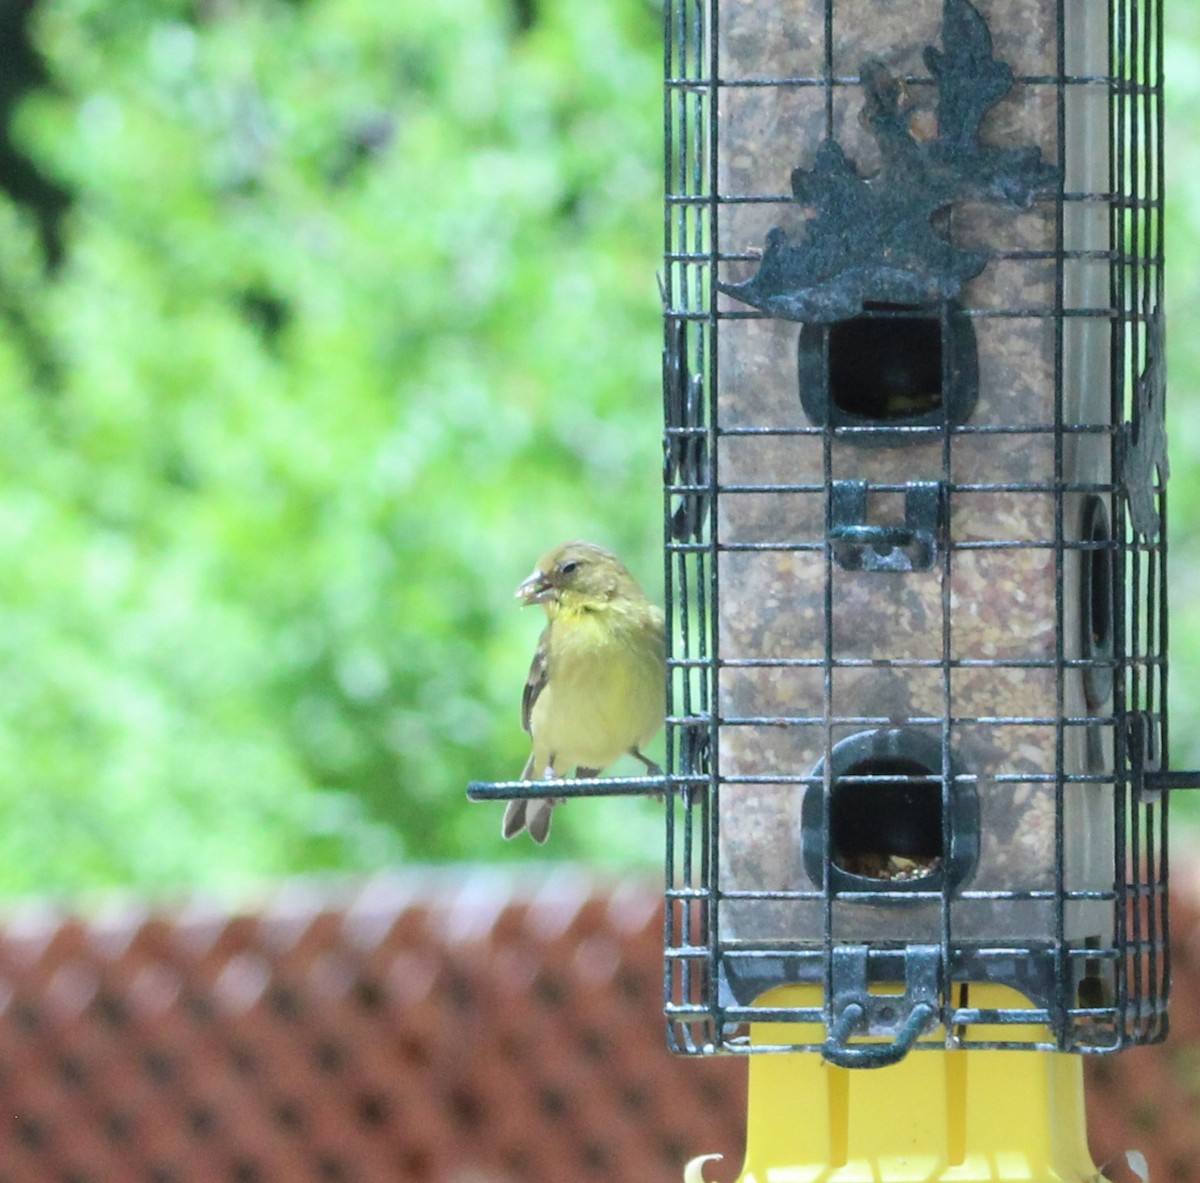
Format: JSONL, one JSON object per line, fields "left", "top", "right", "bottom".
{"left": 0, "top": 0, "right": 1196, "bottom": 900}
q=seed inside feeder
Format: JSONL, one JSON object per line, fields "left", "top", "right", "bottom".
{"left": 830, "top": 756, "right": 943, "bottom": 881}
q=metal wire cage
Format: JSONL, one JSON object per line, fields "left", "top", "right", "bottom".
{"left": 660, "top": 0, "right": 1171, "bottom": 1062}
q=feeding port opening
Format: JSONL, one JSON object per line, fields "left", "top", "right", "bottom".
{"left": 800, "top": 728, "right": 979, "bottom": 898}
{"left": 830, "top": 305, "right": 943, "bottom": 421}
{"left": 830, "top": 756, "right": 943, "bottom": 880}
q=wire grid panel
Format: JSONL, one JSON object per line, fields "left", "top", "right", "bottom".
{"left": 662, "top": 0, "right": 1167, "bottom": 1058}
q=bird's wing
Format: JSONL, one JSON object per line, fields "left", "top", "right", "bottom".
{"left": 521, "top": 623, "right": 551, "bottom": 735}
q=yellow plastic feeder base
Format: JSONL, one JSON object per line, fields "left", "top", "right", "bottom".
{"left": 728, "top": 984, "right": 1107, "bottom": 1183}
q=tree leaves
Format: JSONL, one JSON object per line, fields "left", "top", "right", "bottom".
{"left": 0, "top": 0, "right": 663, "bottom": 894}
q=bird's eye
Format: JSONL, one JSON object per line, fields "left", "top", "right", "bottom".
{"left": 558, "top": 560, "right": 579, "bottom": 576}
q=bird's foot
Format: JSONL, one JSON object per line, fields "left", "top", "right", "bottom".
{"left": 631, "top": 749, "right": 665, "bottom": 797}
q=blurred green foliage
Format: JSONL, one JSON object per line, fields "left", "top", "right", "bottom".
{"left": 1165, "top": 6, "right": 1200, "bottom": 801}
{"left": 0, "top": 0, "right": 665, "bottom": 896}
{"left": 0, "top": 0, "right": 1198, "bottom": 898}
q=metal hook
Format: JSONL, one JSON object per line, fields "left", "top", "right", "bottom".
{"left": 828, "top": 480, "right": 944, "bottom": 572}
{"left": 822, "top": 999, "right": 938, "bottom": 1068}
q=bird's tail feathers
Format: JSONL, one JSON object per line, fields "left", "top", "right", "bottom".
{"left": 502, "top": 798, "right": 528, "bottom": 840}
{"left": 526, "top": 799, "right": 554, "bottom": 844}
{"left": 501, "top": 797, "right": 555, "bottom": 844}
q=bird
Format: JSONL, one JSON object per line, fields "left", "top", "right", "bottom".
{"left": 502, "top": 541, "right": 666, "bottom": 844}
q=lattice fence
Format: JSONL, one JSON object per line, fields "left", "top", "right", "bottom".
{"left": 0, "top": 869, "right": 1196, "bottom": 1182}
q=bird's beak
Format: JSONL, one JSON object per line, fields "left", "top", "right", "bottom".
{"left": 515, "top": 569, "right": 555, "bottom": 606}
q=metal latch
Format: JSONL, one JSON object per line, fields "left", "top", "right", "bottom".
{"left": 822, "top": 944, "right": 941, "bottom": 1068}
{"left": 828, "top": 480, "right": 944, "bottom": 572}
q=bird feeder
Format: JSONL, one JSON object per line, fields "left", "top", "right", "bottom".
{"left": 663, "top": 0, "right": 1168, "bottom": 1050}
{"left": 471, "top": 0, "right": 1185, "bottom": 1177}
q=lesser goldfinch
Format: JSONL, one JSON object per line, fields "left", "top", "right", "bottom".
{"left": 503, "top": 541, "right": 666, "bottom": 844}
